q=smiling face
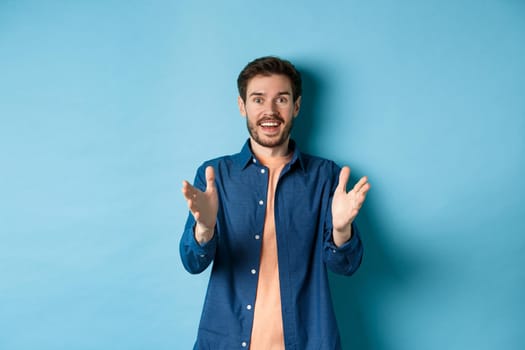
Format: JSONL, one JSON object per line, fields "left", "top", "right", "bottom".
{"left": 238, "top": 74, "right": 301, "bottom": 152}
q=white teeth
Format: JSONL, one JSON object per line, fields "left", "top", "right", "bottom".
{"left": 261, "top": 122, "right": 279, "bottom": 127}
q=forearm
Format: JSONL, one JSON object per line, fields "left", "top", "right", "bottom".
{"left": 324, "top": 222, "right": 363, "bottom": 276}
{"left": 180, "top": 216, "right": 217, "bottom": 274}
{"left": 194, "top": 222, "right": 215, "bottom": 245}
{"left": 332, "top": 223, "right": 352, "bottom": 247}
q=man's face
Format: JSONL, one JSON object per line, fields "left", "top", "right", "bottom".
{"left": 238, "top": 74, "right": 301, "bottom": 149}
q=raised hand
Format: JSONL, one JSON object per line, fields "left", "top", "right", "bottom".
{"left": 182, "top": 166, "right": 219, "bottom": 244}
{"left": 331, "top": 166, "right": 370, "bottom": 246}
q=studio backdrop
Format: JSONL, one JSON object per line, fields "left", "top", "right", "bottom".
{"left": 1, "top": 1, "right": 524, "bottom": 349}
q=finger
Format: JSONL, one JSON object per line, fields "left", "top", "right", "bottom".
{"left": 353, "top": 176, "right": 369, "bottom": 193}
{"left": 181, "top": 181, "right": 193, "bottom": 199}
{"left": 182, "top": 181, "right": 200, "bottom": 201}
{"left": 355, "top": 184, "right": 370, "bottom": 206}
{"left": 336, "top": 166, "right": 351, "bottom": 193}
{"left": 360, "top": 182, "right": 371, "bottom": 195}
{"left": 182, "top": 180, "right": 195, "bottom": 191}
{"left": 187, "top": 199, "right": 201, "bottom": 217}
{"left": 205, "top": 166, "right": 216, "bottom": 192}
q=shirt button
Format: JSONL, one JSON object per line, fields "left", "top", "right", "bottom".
{"left": 252, "top": 158, "right": 257, "bottom": 163}
{"left": 255, "top": 234, "right": 260, "bottom": 240}
{"left": 246, "top": 304, "right": 252, "bottom": 310}
{"left": 251, "top": 269, "right": 256, "bottom": 274}
{"left": 241, "top": 341, "right": 247, "bottom": 347}
{"left": 258, "top": 200, "right": 264, "bottom": 206}
{"left": 260, "top": 168, "right": 266, "bottom": 174}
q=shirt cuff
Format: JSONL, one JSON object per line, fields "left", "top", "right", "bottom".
{"left": 328, "top": 222, "right": 361, "bottom": 253}
{"left": 189, "top": 226, "right": 218, "bottom": 258}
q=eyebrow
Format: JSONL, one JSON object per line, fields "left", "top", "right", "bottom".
{"left": 248, "top": 91, "right": 291, "bottom": 97}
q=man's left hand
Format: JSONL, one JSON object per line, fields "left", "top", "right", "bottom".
{"left": 331, "top": 166, "right": 370, "bottom": 247}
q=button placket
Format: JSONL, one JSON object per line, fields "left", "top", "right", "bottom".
{"left": 245, "top": 159, "right": 263, "bottom": 350}
{"left": 258, "top": 166, "right": 267, "bottom": 207}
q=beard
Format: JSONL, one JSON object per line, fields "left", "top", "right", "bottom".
{"left": 246, "top": 114, "right": 295, "bottom": 148}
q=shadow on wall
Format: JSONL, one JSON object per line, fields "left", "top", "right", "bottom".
{"left": 291, "top": 65, "right": 320, "bottom": 155}
{"left": 294, "top": 65, "right": 424, "bottom": 350}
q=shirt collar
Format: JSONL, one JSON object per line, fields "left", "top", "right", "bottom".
{"left": 235, "top": 139, "right": 306, "bottom": 172}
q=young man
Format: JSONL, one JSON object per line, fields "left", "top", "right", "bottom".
{"left": 180, "top": 56, "right": 370, "bottom": 350}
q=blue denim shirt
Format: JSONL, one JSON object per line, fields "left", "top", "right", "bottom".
{"left": 180, "top": 140, "right": 363, "bottom": 350}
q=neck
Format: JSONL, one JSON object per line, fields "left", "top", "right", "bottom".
{"left": 249, "top": 138, "right": 291, "bottom": 159}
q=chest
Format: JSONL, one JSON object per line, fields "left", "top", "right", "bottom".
{"left": 215, "top": 168, "right": 332, "bottom": 240}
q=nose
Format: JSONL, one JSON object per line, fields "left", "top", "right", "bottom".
{"left": 264, "top": 100, "right": 279, "bottom": 115}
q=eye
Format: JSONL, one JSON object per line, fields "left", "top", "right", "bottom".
{"left": 253, "top": 97, "right": 263, "bottom": 104}
{"left": 276, "top": 96, "right": 288, "bottom": 104}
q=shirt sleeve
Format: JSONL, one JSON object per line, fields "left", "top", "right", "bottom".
{"left": 322, "top": 162, "right": 364, "bottom": 276}
{"left": 323, "top": 221, "right": 364, "bottom": 276}
{"left": 179, "top": 163, "right": 218, "bottom": 274}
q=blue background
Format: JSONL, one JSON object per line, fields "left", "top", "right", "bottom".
{"left": 1, "top": 1, "right": 524, "bottom": 349}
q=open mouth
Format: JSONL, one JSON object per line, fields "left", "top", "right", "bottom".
{"left": 258, "top": 118, "right": 283, "bottom": 134}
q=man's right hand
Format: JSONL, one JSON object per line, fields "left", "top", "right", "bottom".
{"left": 182, "top": 166, "right": 218, "bottom": 245}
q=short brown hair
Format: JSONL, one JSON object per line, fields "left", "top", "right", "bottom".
{"left": 237, "top": 56, "right": 302, "bottom": 102}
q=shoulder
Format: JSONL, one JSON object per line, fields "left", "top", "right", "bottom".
{"left": 197, "top": 150, "right": 245, "bottom": 173}
{"left": 300, "top": 152, "right": 341, "bottom": 175}
{"left": 198, "top": 140, "right": 251, "bottom": 170}
{"left": 202, "top": 153, "right": 238, "bottom": 166}
{"left": 294, "top": 152, "right": 340, "bottom": 193}
{"left": 191, "top": 153, "right": 239, "bottom": 188}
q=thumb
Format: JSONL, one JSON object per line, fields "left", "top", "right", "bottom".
{"left": 205, "top": 166, "right": 216, "bottom": 192}
{"left": 336, "top": 166, "right": 351, "bottom": 193}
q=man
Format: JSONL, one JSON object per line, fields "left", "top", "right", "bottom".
{"left": 180, "top": 56, "right": 370, "bottom": 350}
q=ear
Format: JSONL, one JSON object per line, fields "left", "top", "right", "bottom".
{"left": 293, "top": 96, "right": 302, "bottom": 118}
{"left": 238, "top": 96, "right": 247, "bottom": 117}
